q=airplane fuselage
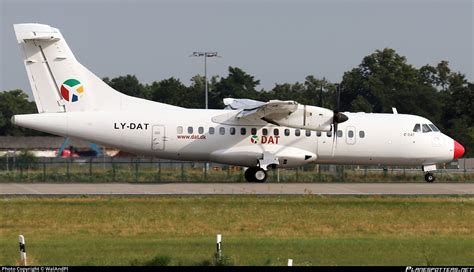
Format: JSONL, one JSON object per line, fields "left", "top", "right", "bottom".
{"left": 13, "top": 108, "right": 456, "bottom": 168}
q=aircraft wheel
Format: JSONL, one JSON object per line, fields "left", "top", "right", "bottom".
{"left": 424, "top": 172, "right": 435, "bottom": 183}
{"left": 254, "top": 168, "right": 268, "bottom": 183}
{"left": 244, "top": 167, "right": 256, "bottom": 182}
{"left": 245, "top": 167, "right": 268, "bottom": 183}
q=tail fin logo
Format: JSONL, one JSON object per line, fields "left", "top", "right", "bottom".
{"left": 60, "top": 79, "right": 84, "bottom": 102}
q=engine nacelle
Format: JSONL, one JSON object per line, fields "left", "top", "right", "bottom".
{"left": 271, "top": 105, "right": 333, "bottom": 132}
{"left": 210, "top": 146, "right": 316, "bottom": 168}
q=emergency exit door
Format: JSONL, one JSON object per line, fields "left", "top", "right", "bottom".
{"left": 151, "top": 125, "right": 165, "bottom": 151}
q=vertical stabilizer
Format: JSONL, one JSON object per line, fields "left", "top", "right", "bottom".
{"left": 14, "top": 24, "right": 66, "bottom": 113}
{"left": 14, "top": 23, "right": 123, "bottom": 113}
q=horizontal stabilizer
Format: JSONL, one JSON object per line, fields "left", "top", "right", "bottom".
{"left": 14, "top": 24, "right": 61, "bottom": 42}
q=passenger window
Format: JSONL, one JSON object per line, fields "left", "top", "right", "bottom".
{"left": 262, "top": 128, "right": 268, "bottom": 136}
{"left": 219, "top": 127, "right": 225, "bottom": 135}
{"left": 251, "top": 128, "right": 257, "bottom": 135}
{"left": 429, "top": 124, "right": 440, "bottom": 132}
{"left": 305, "top": 130, "right": 311, "bottom": 137}
{"left": 230, "top": 127, "right": 236, "bottom": 135}
{"left": 209, "top": 127, "right": 215, "bottom": 135}
{"left": 188, "top": 127, "right": 193, "bottom": 134}
{"left": 348, "top": 130, "right": 354, "bottom": 138}
{"left": 327, "top": 131, "right": 332, "bottom": 137}
{"left": 422, "top": 124, "right": 432, "bottom": 133}
{"left": 198, "top": 127, "right": 204, "bottom": 134}
{"left": 177, "top": 126, "right": 183, "bottom": 134}
{"left": 359, "top": 131, "right": 365, "bottom": 138}
{"left": 273, "top": 129, "right": 279, "bottom": 136}
{"left": 284, "top": 129, "right": 290, "bottom": 136}
{"left": 413, "top": 124, "right": 421, "bottom": 132}
{"left": 316, "top": 131, "right": 322, "bottom": 137}
{"left": 337, "top": 130, "right": 343, "bottom": 138}
{"left": 295, "top": 129, "right": 301, "bottom": 136}
{"left": 240, "top": 127, "right": 246, "bottom": 135}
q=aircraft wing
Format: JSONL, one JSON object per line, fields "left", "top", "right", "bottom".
{"left": 223, "top": 98, "right": 299, "bottom": 121}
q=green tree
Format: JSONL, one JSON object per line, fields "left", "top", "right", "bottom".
{"left": 149, "top": 77, "right": 196, "bottom": 107}
{"left": 303, "top": 76, "right": 336, "bottom": 108}
{"left": 210, "top": 67, "right": 261, "bottom": 108}
{"left": 186, "top": 75, "right": 219, "bottom": 108}
{"left": 441, "top": 76, "right": 473, "bottom": 156}
{"left": 260, "top": 82, "right": 305, "bottom": 103}
{"left": 260, "top": 76, "right": 336, "bottom": 108}
{"left": 0, "top": 89, "right": 42, "bottom": 136}
{"left": 103, "top": 75, "right": 149, "bottom": 99}
{"left": 340, "top": 48, "right": 442, "bottom": 123}
{"left": 350, "top": 95, "right": 373, "bottom": 112}
{"left": 419, "top": 60, "right": 451, "bottom": 90}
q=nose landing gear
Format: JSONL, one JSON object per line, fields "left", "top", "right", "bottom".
{"left": 422, "top": 165, "right": 437, "bottom": 183}
{"left": 424, "top": 172, "right": 435, "bottom": 183}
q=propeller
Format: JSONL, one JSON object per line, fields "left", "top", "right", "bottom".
{"left": 331, "top": 84, "right": 348, "bottom": 155}
{"left": 319, "top": 78, "right": 324, "bottom": 107}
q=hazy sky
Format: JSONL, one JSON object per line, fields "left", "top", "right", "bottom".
{"left": 1, "top": 0, "right": 472, "bottom": 98}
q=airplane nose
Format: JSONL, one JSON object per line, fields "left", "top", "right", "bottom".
{"left": 453, "top": 140, "right": 465, "bottom": 159}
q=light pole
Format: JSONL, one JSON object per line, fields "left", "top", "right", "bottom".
{"left": 190, "top": 51, "right": 220, "bottom": 177}
{"left": 191, "top": 51, "right": 220, "bottom": 109}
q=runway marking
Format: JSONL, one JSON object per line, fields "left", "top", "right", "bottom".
{"left": 0, "top": 183, "right": 473, "bottom": 195}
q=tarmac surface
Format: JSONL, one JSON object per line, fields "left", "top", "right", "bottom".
{"left": 0, "top": 183, "right": 473, "bottom": 195}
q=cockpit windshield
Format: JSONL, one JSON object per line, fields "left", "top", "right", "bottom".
{"left": 413, "top": 123, "right": 440, "bottom": 133}
{"left": 428, "top": 124, "right": 440, "bottom": 132}
{"left": 422, "top": 124, "right": 431, "bottom": 133}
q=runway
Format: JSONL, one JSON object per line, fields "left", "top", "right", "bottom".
{"left": 0, "top": 183, "right": 473, "bottom": 195}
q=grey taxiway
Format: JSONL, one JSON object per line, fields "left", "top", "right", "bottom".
{"left": 0, "top": 183, "right": 472, "bottom": 195}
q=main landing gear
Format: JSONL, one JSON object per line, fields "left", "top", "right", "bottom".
{"left": 245, "top": 167, "right": 268, "bottom": 183}
{"left": 244, "top": 152, "right": 278, "bottom": 182}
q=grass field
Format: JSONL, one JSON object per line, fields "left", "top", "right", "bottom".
{"left": 0, "top": 195, "right": 473, "bottom": 266}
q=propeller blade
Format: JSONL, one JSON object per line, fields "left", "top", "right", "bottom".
{"left": 331, "top": 123, "right": 337, "bottom": 156}
{"left": 319, "top": 85, "right": 323, "bottom": 107}
{"left": 333, "top": 122, "right": 338, "bottom": 144}
{"left": 331, "top": 84, "right": 348, "bottom": 156}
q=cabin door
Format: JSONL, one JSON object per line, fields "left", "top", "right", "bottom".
{"left": 151, "top": 125, "right": 166, "bottom": 151}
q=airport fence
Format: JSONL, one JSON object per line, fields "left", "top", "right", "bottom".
{"left": 0, "top": 156, "right": 473, "bottom": 183}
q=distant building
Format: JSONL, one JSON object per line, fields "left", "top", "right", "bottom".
{"left": 0, "top": 136, "right": 119, "bottom": 157}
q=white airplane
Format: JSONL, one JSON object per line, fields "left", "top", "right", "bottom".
{"left": 11, "top": 23, "right": 465, "bottom": 183}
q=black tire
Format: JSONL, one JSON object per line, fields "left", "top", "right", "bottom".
{"left": 425, "top": 172, "right": 435, "bottom": 183}
{"left": 244, "top": 167, "right": 256, "bottom": 182}
{"left": 244, "top": 167, "right": 267, "bottom": 182}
